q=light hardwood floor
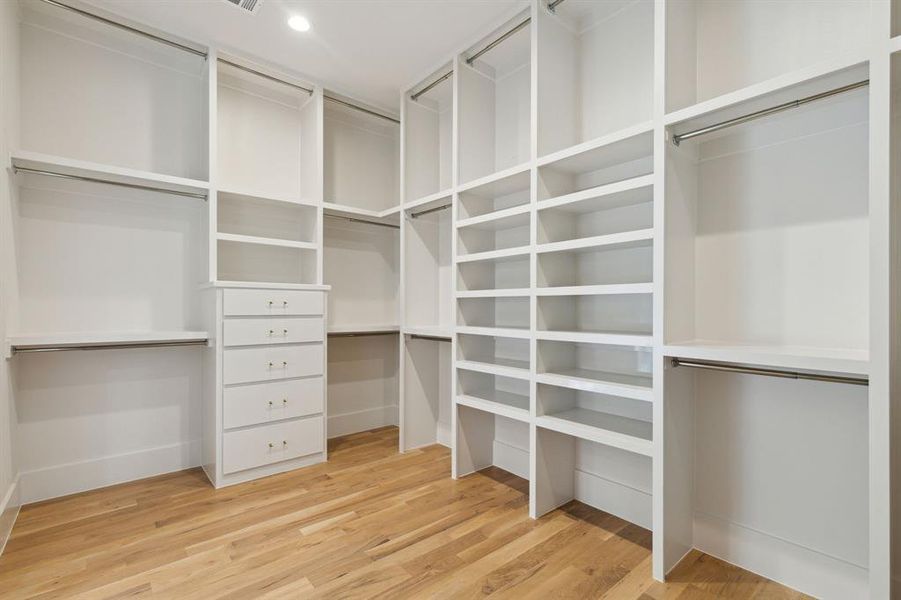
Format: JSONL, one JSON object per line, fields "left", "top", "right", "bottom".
{"left": 0, "top": 427, "right": 809, "bottom": 599}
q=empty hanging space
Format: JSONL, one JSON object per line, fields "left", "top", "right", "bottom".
{"left": 458, "top": 12, "right": 531, "bottom": 186}
{"left": 660, "top": 363, "right": 869, "bottom": 597}
{"left": 404, "top": 200, "right": 453, "bottom": 336}
{"left": 18, "top": 0, "right": 206, "bottom": 180}
{"left": 324, "top": 93, "right": 400, "bottom": 216}
{"left": 537, "top": 0, "right": 653, "bottom": 157}
{"left": 663, "top": 62, "right": 870, "bottom": 373}
{"left": 402, "top": 335, "right": 452, "bottom": 451}
{"left": 537, "top": 340, "right": 652, "bottom": 402}
{"left": 665, "top": 0, "right": 871, "bottom": 116}
{"left": 404, "top": 65, "right": 454, "bottom": 205}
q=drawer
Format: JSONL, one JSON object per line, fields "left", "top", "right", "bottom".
{"left": 224, "top": 345, "right": 323, "bottom": 385}
{"left": 224, "top": 289, "right": 324, "bottom": 316}
{"left": 223, "top": 378, "right": 323, "bottom": 429}
{"left": 222, "top": 416, "right": 323, "bottom": 474}
{"left": 224, "top": 317, "right": 323, "bottom": 347}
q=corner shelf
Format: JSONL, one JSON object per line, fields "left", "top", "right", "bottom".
{"left": 323, "top": 202, "right": 400, "bottom": 226}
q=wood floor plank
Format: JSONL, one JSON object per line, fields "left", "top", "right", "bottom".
{"left": 0, "top": 427, "right": 809, "bottom": 599}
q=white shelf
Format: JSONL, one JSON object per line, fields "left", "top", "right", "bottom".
{"left": 536, "top": 122, "right": 654, "bottom": 172}
{"left": 456, "top": 326, "right": 531, "bottom": 340}
{"left": 536, "top": 229, "right": 654, "bottom": 255}
{"left": 403, "top": 325, "right": 453, "bottom": 340}
{"left": 535, "top": 284, "right": 653, "bottom": 297}
{"left": 323, "top": 202, "right": 400, "bottom": 225}
{"left": 456, "top": 245, "right": 530, "bottom": 264}
{"left": 536, "top": 370, "right": 653, "bottom": 402}
{"left": 456, "top": 288, "right": 531, "bottom": 299}
{"left": 537, "top": 174, "right": 654, "bottom": 212}
{"left": 11, "top": 150, "right": 209, "bottom": 197}
{"left": 405, "top": 188, "right": 453, "bottom": 212}
{"left": 217, "top": 185, "right": 317, "bottom": 208}
{"left": 202, "top": 281, "right": 330, "bottom": 291}
{"left": 536, "top": 409, "right": 652, "bottom": 457}
{"left": 456, "top": 359, "right": 530, "bottom": 380}
{"left": 457, "top": 390, "right": 530, "bottom": 423}
{"left": 456, "top": 203, "right": 530, "bottom": 230}
{"left": 536, "top": 331, "right": 653, "bottom": 347}
{"left": 664, "top": 52, "right": 869, "bottom": 131}
{"left": 328, "top": 324, "right": 400, "bottom": 335}
{"left": 7, "top": 330, "right": 209, "bottom": 355}
{"left": 663, "top": 341, "right": 869, "bottom": 377}
{"left": 217, "top": 233, "right": 318, "bottom": 251}
{"left": 457, "top": 161, "right": 531, "bottom": 194}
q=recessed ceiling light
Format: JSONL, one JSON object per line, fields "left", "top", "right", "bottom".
{"left": 288, "top": 15, "right": 311, "bottom": 32}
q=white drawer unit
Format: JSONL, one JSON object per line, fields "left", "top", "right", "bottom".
{"left": 223, "top": 289, "right": 324, "bottom": 316}
{"left": 222, "top": 416, "right": 324, "bottom": 474}
{"left": 224, "top": 317, "right": 324, "bottom": 347}
{"left": 223, "top": 377, "right": 324, "bottom": 429}
{"left": 223, "top": 344, "right": 324, "bottom": 385}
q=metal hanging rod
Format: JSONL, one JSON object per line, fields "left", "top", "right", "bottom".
{"left": 410, "top": 203, "right": 451, "bottom": 219}
{"left": 38, "top": 0, "right": 206, "bottom": 58}
{"left": 325, "top": 96, "right": 400, "bottom": 124}
{"left": 219, "top": 59, "right": 313, "bottom": 95}
{"left": 672, "top": 79, "right": 869, "bottom": 146}
{"left": 409, "top": 334, "right": 451, "bottom": 343}
{"left": 328, "top": 330, "right": 399, "bottom": 338}
{"left": 466, "top": 17, "right": 531, "bottom": 65}
{"left": 12, "top": 166, "right": 208, "bottom": 201}
{"left": 410, "top": 70, "right": 454, "bottom": 102}
{"left": 13, "top": 340, "right": 207, "bottom": 355}
{"left": 324, "top": 214, "right": 400, "bottom": 230}
{"left": 670, "top": 357, "right": 868, "bottom": 386}
{"left": 547, "top": 0, "right": 568, "bottom": 12}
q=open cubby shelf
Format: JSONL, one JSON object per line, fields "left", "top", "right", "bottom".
{"left": 536, "top": 410, "right": 652, "bottom": 457}
{"left": 537, "top": 339, "right": 652, "bottom": 401}
{"left": 458, "top": 165, "right": 531, "bottom": 220}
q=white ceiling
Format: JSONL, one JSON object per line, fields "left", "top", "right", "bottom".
{"left": 84, "top": 0, "right": 528, "bottom": 112}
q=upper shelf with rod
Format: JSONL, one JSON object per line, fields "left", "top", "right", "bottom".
{"left": 10, "top": 150, "right": 209, "bottom": 200}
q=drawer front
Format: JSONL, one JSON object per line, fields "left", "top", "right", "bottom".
{"left": 223, "top": 378, "right": 323, "bottom": 429}
{"left": 223, "top": 289, "right": 324, "bottom": 316}
{"left": 222, "top": 417, "right": 323, "bottom": 474}
{"left": 224, "top": 317, "right": 324, "bottom": 347}
{"left": 224, "top": 345, "right": 323, "bottom": 385}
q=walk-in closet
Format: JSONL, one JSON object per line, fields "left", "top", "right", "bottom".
{"left": 0, "top": 0, "right": 898, "bottom": 598}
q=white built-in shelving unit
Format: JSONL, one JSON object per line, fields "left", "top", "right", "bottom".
{"left": 397, "top": 0, "right": 899, "bottom": 598}
{"left": 3, "top": 0, "right": 900, "bottom": 597}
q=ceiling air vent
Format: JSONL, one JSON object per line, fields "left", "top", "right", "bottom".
{"left": 224, "top": 0, "right": 263, "bottom": 15}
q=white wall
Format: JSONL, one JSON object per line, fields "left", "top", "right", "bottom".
{"left": 0, "top": 0, "right": 19, "bottom": 553}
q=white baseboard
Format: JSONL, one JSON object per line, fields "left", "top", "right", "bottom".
{"left": 693, "top": 511, "right": 869, "bottom": 600}
{"left": 0, "top": 476, "right": 20, "bottom": 556}
{"left": 493, "top": 439, "right": 529, "bottom": 480}
{"left": 574, "top": 469, "right": 652, "bottom": 530}
{"left": 436, "top": 421, "right": 451, "bottom": 448}
{"left": 18, "top": 440, "right": 201, "bottom": 504}
{"left": 328, "top": 405, "right": 398, "bottom": 439}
